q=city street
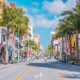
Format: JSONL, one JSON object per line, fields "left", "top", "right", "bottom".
{"left": 0, "top": 0, "right": 80, "bottom": 80}
{"left": 0, "top": 58, "right": 80, "bottom": 80}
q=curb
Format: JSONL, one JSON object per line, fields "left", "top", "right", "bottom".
{"left": 58, "top": 61, "right": 80, "bottom": 69}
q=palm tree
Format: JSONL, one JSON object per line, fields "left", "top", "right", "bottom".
{"left": 52, "top": 1, "right": 80, "bottom": 65}
{"left": 46, "top": 44, "right": 55, "bottom": 57}
{"left": 10, "top": 8, "right": 29, "bottom": 62}
{"left": 23, "top": 40, "right": 40, "bottom": 52}
{"left": 61, "top": 3, "right": 80, "bottom": 65}
{"left": 53, "top": 18, "right": 75, "bottom": 61}
{"left": 60, "top": 19, "right": 75, "bottom": 57}
{"left": 1, "top": 7, "right": 14, "bottom": 63}
{"left": 1, "top": 7, "right": 29, "bottom": 63}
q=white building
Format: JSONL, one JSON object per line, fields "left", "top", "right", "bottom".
{"left": 50, "top": 31, "right": 58, "bottom": 52}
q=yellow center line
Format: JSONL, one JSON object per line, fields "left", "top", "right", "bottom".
{"left": 15, "top": 66, "right": 32, "bottom": 80}
{"left": 58, "top": 73, "right": 65, "bottom": 80}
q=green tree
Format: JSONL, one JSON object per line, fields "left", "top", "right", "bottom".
{"left": 61, "top": 2, "right": 80, "bottom": 65}
{"left": 46, "top": 44, "right": 55, "bottom": 56}
{"left": 0, "top": 7, "right": 14, "bottom": 63}
{"left": 0, "top": 7, "right": 29, "bottom": 63}
{"left": 7, "top": 7, "right": 29, "bottom": 62}
{"left": 53, "top": 2, "right": 80, "bottom": 65}
{"left": 23, "top": 40, "right": 40, "bottom": 52}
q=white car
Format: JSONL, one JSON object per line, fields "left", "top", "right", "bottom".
{"left": 27, "top": 57, "right": 31, "bottom": 61}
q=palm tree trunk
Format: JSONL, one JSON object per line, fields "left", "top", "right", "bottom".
{"left": 62, "top": 37, "right": 64, "bottom": 61}
{"left": 62, "top": 37, "right": 64, "bottom": 52}
{"left": 5, "top": 27, "right": 9, "bottom": 63}
{"left": 69, "top": 35, "right": 72, "bottom": 59}
{"left": 12, "top": 28, "right": 16, "bottom": 63}
{"left": 76, "top": 30, "right": 79, "bottom": 65}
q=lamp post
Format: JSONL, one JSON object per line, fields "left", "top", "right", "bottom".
{"left": 18, "top": 27, "right": 19, "bottom": 63}
{"left": 18, "top": 21, "right": 22, "bottom": 63}
{"left": 28, "top": 36, "right": 29, "bottom": 58}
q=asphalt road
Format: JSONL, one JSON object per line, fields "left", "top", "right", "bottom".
{"left": 0, "top": 58, "right": 80, "bottom": 80}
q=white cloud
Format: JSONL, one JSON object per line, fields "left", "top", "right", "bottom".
{"left": 31, "top": 8, "right": 39, "bottom": 13}
{"left": 42, "top": 0, "right": 76, "bottom": 15}
{"left": 23, "top": 0, "right": 76, "bottom": 29}
{"left": 28, "top": 15, "right": 36, "bottom": 27}
{"left": 26, "top": 14, "right": 61, "bottom": 29}
{"left": 35, "top": 14, "right": 58, "bottom": 28}
{"left": 32, "top": 2, "right": 39, "bottom": 6}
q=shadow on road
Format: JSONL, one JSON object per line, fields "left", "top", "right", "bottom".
{"left": 26, "top": 60, "right": 80, "bottom": 73}
{"left": 26, "top": 59, "right": 80, "bottom": 79}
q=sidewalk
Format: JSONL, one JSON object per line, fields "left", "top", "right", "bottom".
{"left": 58, "top": 60, "right": 80, "bottom": 69}
{"left": 0, "top": 63, "right": 12, "bottom": 70}
{"left": 0, "top": 60, "right": 31, "bottom": 70}
{"left": 53, "top": 57, "right": 80, "bottom": 69}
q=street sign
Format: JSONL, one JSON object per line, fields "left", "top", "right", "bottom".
{"left": 55, "top": 44, "right": 58, "bottom": 46}
{"left": 15, "top": 41, "right": 18, "bottom": 49}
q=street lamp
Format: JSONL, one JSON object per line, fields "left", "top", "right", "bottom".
{"left": 18, "top": 21, "right": 22, "bottom": 63}
{"left": 18, "top": 27, "right": 20, "bottom": 63}
{"left": 28, "top": 35, "right": 30, "bottom": 58}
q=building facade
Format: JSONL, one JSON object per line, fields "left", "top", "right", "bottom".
{"left": 33, "top": 34, "right": 40, "bottom": 47}
{"left": 0, "top": 0, "right": 11, "bottom": 62}
{"left": 50, "top": 31, "right": 58, "bottom": 52}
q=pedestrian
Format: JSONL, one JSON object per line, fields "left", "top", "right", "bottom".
{"left": 8, "top": 50, "right": 12, "bottom": 63}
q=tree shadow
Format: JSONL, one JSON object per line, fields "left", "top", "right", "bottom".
{"left": 26, "top": 60, "right": 80, "bottom": 73}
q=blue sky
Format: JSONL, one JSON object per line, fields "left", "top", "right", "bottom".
{"left": 8, "top": 0, "right": 76, "bottom": 50}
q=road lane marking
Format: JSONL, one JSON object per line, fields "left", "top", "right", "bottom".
{"left": 34, "top": 72, "right": 42, "bottom": 78}
{"left": 58, "top": 73, "right": 65, "bottom": 80}
{"left": 15, "top": 66, "right": 32, "bottom": 80}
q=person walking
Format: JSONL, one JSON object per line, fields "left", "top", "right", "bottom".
{"left": 8, "top": 50, "right": 12, "bottom": 63}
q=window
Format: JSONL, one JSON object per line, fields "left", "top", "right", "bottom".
{"left": 2, "top": 29, "right": 6, "bottom": 34}
{"left": 2, "top": 35, "right": 6, "bottom": 42}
